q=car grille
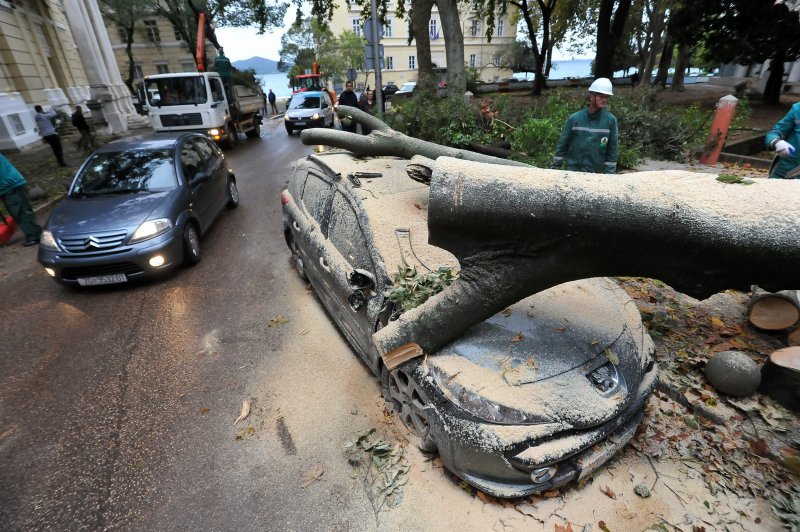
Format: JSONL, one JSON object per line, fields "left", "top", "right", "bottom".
{"left": 61, "top": 262, "right": 143, "bottom": 281}
{"left": 59, "top": 230, "right": 128, "bottom": 253}
{"left": 159, "top": 113, "right": 203, "bottom": 127}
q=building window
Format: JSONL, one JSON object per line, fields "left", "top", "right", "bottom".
{"left": 497, "top": 20, "right": 504, "bottom": 37}
{"left": 9, "top": 114, "right": 25, "bottom": 135}
{"left": 351, "top": 19, "right": 361, "bottom": 36}
{"left": 134, "top": 65, "right": 144, "bottom": 79}
{"left": 386, "top": 57, "right": 394, "bottom": 70}
{"left": 469, "top": 54, "right": 476, "bottom": 67}
{"left": 408, "top": 56, "right": 416, "bottom": 70}
{"left": 383, "top": 20, "right": 392, "bottom": 37}
{"left": 469, "top": 20, "right": 479, "bottom": 38}
{"left": 429, "top": 19, "right": 439, "bottom": 40}
{"left": 156, "top": 64, "right": 170, "bottom": 74}
{"left": 493, "top": 54, "right": 501, "bottom": 67}
{"left": 173, "top": 24, "right": 182, "bottom": 41}
{"left": 144, "top": 20, "right": 160, "bottom": 43}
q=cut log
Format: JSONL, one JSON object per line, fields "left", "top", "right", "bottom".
{"left": 759, "top": 347, "right": 800, "bottom": 411}
{"left": 748, "top": 286, "right": 800, "bottom": 330}
{"left": 787, "top": 328, "right": 800, "bottom": 346}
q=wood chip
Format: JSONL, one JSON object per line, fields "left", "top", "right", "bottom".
{"left": 234, "top": 400, "right": 251, "bottom": 425}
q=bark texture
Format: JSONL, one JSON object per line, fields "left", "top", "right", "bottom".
{"left": 373, "top": 158, "right": 800, "bottom": 359}
{"left": 301, "top": 106, "right": 532, "bottom": 167}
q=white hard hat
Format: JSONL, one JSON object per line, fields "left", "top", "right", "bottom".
{"left": 588, "top": 77, "right": 613, "bottom": 96}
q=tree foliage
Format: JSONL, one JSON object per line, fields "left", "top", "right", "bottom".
{"left": 278, "top": 18, "right": 365, "bottom": 85}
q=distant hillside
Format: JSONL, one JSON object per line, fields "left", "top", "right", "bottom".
{"left": 232, "top": 57, "right": 280, "bottom": 75}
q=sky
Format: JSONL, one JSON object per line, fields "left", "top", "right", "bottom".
{"left": 214, "top": 10, "right": 297, "bottom": 62}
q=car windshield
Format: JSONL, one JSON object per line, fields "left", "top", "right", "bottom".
{"left": 288, "top": 95, "right": 321, "bottom": 110}
{"left": 70, "top": 149, "right": 177, "bottom": 197}
{"left": 144, "top": 76, "right": 207, "bottom": 106}
{"left": 398, "top": 82, "right": 416, "bottom": 92}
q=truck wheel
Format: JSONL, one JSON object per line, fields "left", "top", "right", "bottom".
{"left": 222, "top": 124, "right": 237, "bottom": 149}
{"left": 246, "top": 122, "right": 260, "bottom": 139}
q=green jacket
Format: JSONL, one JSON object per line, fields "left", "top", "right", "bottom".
{"left": 0, "top": 154, "right": 26, "bottom": 197}
{"left": 552, "top": 106, "right": 618, "bottom": 174}
{"left": 765, "top": 101, "right": 800, "bottom": 178}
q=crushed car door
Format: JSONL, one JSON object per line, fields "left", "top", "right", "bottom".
{"left": 317, "top": 188, "right": 378, "bottom": 356}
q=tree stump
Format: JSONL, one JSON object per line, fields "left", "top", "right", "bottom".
{"left": 748, "top": 286, "right": 800, "bottom": 331}
{"left": 759, "top": 346, "right": 800, "bottom": 411}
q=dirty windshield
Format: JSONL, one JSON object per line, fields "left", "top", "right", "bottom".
{"left": 288, "top": 94, "right": 321, "bottom": 110}
{"left": 70, "top": 149, "right": 177, "bottom": 196}
{"left": 144, "top": 77, "right": 207, "bottom": 106}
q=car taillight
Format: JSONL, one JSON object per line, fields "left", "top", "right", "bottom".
{"left": 281, "top": 190, "right": 290, "bottom": 206}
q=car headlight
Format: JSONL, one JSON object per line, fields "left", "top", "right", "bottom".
{"left": 208, "top": 128, "right": 220, "bottom": 136}
{"left": 430, "top": 366, "right": 546, "bottom": 425}
{"left": 40, "top": 229, "right": 60, "bottom": 251}
{"left": 312, "top": 113, "right": 321, "bottom": 120}
{"left": 130, "top": 218, "right": 172, "bottom": 244}
{"left": 284, "top": 115, "right": 290, "bottom": 121}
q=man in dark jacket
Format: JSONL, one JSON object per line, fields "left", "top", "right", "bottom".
{"left": 71, "top": 105, "right": 94, "bottom": 150}
{"left": 336, "top": 81, "right": 359, "bottom": 133}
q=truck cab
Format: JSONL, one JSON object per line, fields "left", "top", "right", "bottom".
{"left": 143, "top": 72, "right": 263, "bottom": 148}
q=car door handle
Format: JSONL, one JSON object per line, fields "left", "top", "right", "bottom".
{"left": 319, "top": 257, "right": 331, "bottom": 271}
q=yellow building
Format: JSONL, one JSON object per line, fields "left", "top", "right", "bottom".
{"left": 329, "top": 1, "right": 517, "bottom": 90}
{"left": 103, "top": 10, "right": 217, "bottom": 87}
{"left": 0, "top": 0, "right": 141, "bottom": 151}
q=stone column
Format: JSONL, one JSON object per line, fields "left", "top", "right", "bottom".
{"left": 62, "top": 0, "right": 138, "bottom": 133}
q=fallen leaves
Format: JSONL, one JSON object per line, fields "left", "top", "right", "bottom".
{"left": 268, "top": 316, "right": 290, "bottom": 327}
{"left": 511, "top": 333, "right": 525, "bottom": 342}
{"left": 300, "top": 464, "right": 325, "bottom": 488}
{"left": 234, "top": 400, "right": 251, "bottom": 425}
{"left": 345, "top": 429, "right": 410, "bottom": 512}
{"left": 600, "top": 485, "right": 617, "bottom": 499}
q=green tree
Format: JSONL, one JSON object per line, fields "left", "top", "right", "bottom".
{"left": 98, "top": 0, "right": 158, "bottom": 93}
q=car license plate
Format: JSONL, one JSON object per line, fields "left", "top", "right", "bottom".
{"left": 77, "top": 274, "right": 128, "bottom": 286}
{"left": 576, "top": 421, "right": 638, "bottom": 481}
{"left": 294, "top": 121, "right": 306, "bottom": 126}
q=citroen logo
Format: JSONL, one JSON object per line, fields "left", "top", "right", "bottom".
{"left": 86, "top": 236, "right": 102, "bottom": 249}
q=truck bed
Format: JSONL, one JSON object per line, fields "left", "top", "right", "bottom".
{"left": 232, "top": 85, "right": 263, "bottom": 115}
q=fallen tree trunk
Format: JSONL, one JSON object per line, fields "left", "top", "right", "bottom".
{"left": 300, "top": 106, "right": 532, "bottom": 167}
{"left": 759, "top": 347, "right": 800, "bottom": 411}
{"left": 748, "top": 287, "right": 800, "bottom": 331}
{"left": 374, "top": 157, "right": 800, "bottom": 366}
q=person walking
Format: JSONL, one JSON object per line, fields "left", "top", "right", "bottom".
{"left": 551, "top": 78, "right": 618, "bottom": 174}
{"left": 268, "top": 89, "right": 278, "bottom": 116}
{"left": 765, "top": 102, "right": 800, "bottom": 178}
{"left": 0, "top": 154, "right": 41, "bottom": 246}
{"left": 336, "top": 80, "right": 360, "bottom": 133}
{"left": 71, "top": 105, "right": 95, "bottom": 150}
{"left": 34, "top": 105, "right": 67, "bottom": 167}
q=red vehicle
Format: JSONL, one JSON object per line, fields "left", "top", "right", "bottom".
{"left": 292, "top": 63, "right": 322, "bottom": 93}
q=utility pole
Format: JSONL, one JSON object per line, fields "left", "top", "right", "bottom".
{"left": 368, "top": 0, "right": 383, "bottom": 116}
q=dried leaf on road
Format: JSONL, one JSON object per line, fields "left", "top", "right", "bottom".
{"left": 511, "top": 333, "right": 525, "bottom": 342}
{"left": 600, "top": 485, "right": 617, "bottom": 499}
{"left": 554, "top": 523, "right": 574, "bottom": 532}
{"left": 301, "top": 464, "right": 325, "bottom": 488}
{"left": 268, "top": 316, "right": 291, "bottom": 327}
{"left": 234, "top": 400, "right": 251, "bottom": 425}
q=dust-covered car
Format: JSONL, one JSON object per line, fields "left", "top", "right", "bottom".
{"left": 281, "top": 152, "right": 657, "bottom": 498}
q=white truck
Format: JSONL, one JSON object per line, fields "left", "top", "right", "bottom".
{"left": 142, "top": 72, "right": 264, "bottom": 148}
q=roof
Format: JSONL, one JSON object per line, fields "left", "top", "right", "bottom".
{"left": 94, "top": 132, "right": 196, "bottom": 153}
{"left": 307, "top": 151, "right": 458, "bottom": 275}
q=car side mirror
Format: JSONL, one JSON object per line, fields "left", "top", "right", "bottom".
{"left": 347, "top": 269, "right": 375, "bottom": 290}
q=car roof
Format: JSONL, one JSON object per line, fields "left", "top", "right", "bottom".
{"left": 93, "top": 132, "right": 198, "bottom": 154}
{"left": 303, "top": 152, "right": 457, "bottom": 274}
{"left": 292, "top": 91, "right": 323, "bottom": 98}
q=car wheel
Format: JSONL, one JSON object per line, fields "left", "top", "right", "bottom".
{"left": 222, "top": 124, "right": 237, "bottom": 149}
{"left": 290, "top": 237, "right": 308, "bottom": 281}
{"left": 285, "top": 125, "right": 293, "bottom": 135}
{"left": 245, "top": 122, "right": 260, "bottom": 138}
{"left": 226, "top": 178, "right": 239, "bottom": 209}
{"left": 182, "top": 222, "right": 201, "bottom": 265}
{"left": 381, "top": 362, "right": 437, "bottom": 453}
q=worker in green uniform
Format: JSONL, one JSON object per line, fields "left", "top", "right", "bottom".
{"left": 552, "top": 78, "right": 619, "bottom": 174}
{"left": 214, "top": 47, "right": 232, "bottom": 80}
{"left": 765, "top": 102, "right": 800, "bottom": 178}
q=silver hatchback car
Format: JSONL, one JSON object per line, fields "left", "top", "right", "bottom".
{"left": 284, "top": 90, "right": 335, "bottom": 134}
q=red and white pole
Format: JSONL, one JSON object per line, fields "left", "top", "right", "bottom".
{"left": 698, "top": 95, "right": 738, "bottom": 166}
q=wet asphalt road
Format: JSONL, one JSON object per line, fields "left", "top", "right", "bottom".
{"left": 0, "top": 121, "right": 383, "bottom": 530}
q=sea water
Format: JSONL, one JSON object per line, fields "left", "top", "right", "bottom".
{"left": 256, "top": 73, "right": 294, "bottom": 97}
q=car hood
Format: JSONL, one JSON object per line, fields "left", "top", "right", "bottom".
{"left": 426, "top": 278, "right": 651, "bottom": 429}
{"left": 46, "top": 191, "right": 174, "bottom": 235}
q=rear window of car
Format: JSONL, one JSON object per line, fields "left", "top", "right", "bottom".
{"left": 289, "top": 95, "right": 321, "bottom": 110}
{"left": 70, "top": 148, "right": 177, "bottom": 196}
{"left": 301, "top": 171, "right": 331, "bottom": 223}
